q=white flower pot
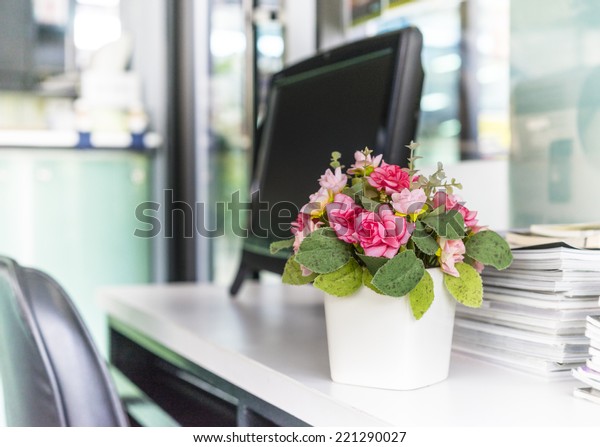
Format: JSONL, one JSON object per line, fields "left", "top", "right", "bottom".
{"left": 324, "top": 268, "right": 456, "bottom": 390}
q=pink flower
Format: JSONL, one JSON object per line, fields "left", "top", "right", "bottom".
{"left": 301, "top": 187, "right": 331, "bottom": 217}
{"left": 433, "top": 191, "right": 479, "bottom": 228}
{"left": 319, "top": 167, "right": 347, "bottom": 194}
{"left": 354, "top": 206, "right": 413, "bottom": 258}
{"left": 460, "top": 207, "right": 479, "bottom": 228}
{"left": 291, "top": 213, "right": 323, "bottom": 254}
{"left": 470, "top": 225, "right": 488, "bottom": 235}
{"left": 347, "top": 150, "right": 383, "bottom": 175}
{"left": 326, "top": 194, "right": 359, "bottom": 243}
{"left": 367, "top": 162, "right": 410, "bottom": 195}
{"left": 290, "top": 212, "right": 308, "bottom": 236}
{"left": 438, "top": 237, "right": 465, "bottom": 277}
{"left": 391, "top": 188, "right": 427, "bottom": 220}
{"left": 291, "top": 213, "right": 323, "bottom": 277}
{"left": 300, "top": 265, "right": 314, "bottom": 277}
{"left": 471, "top": 260, "right": 485, "bottom": 273}
{"left": 433, "top": 190, "right": 459, "bottom": 210}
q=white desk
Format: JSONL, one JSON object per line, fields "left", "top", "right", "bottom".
{"left": 99, "top": 281, "right": 600, "bottom": 427}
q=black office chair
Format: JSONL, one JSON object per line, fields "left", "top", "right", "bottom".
{"left": 0, "top": 256, "right": 128, "bottom": 427}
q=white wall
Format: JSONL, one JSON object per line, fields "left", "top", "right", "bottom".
{"left": 283, "top": 0, "right": 317, "bottom": 65}
{"left": 420, "top": 159, "right": 510, "bottom": 231}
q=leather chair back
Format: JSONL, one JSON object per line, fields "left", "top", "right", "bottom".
{"left": 0, "top": 257, "right": 128, "bottom": 426}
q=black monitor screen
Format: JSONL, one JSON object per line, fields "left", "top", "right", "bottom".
{"left": 244, "top": 28, "right": 424, "bottom": 259}
{"left": 257, "top": 49, "right": 395, "bottom": 226}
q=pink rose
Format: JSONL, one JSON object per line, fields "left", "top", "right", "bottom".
{"left": 319, "top": 167, "right": 347, "bottom": 194}
{"left": 326, "top": 194, "right": 359, "bottom": 243}
{"left": 460, "top": 207, "right": 479, "bottom": 228}
{"left": 438, "top": 237, "right": 465, "bottom": 277}
{"left": 391, "top": 188, "right": 427, "bottom": 219}
{"left": 301, "top": 187, "right": 331, "bottom": 217}
{"left": 291, "top": 213, "right": 322, "bottom": 254}
{"left": 354, "top": 206, "right": 413, "bottom": 258}
{"left": 347, "top": 150, "right": 383, "bottom": 175}
{"left": 433, "top": 190, "right": 459, "bottom": 210}
{"left": 290, "top": 212, "right": 308, "bottom": 236}
{"left": 367, "top": 162, "right": 410, "bottom": 195}
{"left": 433, "top": 191, "right": 479, "bottom": 228}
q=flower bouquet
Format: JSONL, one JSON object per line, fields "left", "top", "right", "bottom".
{"left": 270, "top": 143, "right": 512, "bottom": 320}
{"left": 270, "top": 143, "right": 512, "bottom": 389}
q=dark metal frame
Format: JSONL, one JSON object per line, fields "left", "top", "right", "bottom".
{"left": 165, "top": 0, "right": 199, "bottom": 282}
{"left": 109, "top": 317, "right": 309, "bottom": 427}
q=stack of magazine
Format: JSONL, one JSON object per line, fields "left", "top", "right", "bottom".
{"left": 505, "top": 222, "right": 600, "bottom": 249}
{"left": 453, "top": 241, "right": 600, "bottom": 379}
{"left": 573, "top": 316, "right": 600, "bottom": 404}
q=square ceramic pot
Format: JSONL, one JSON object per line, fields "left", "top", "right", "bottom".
{"left": 324, "top": 268, "right": 456, "bottom": 390}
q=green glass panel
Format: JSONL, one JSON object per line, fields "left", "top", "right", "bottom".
{"left": 511, "top": 0, "right": 600, "bottom": 226}
{"left": 0, "top": 149, "right": 151, "bottom": 354}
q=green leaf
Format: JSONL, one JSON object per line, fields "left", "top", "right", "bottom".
{"left": 330, "top": 151, "right": 343, "bottom": 169}
{"left": 465, "top": 230, "right": 513, "bottom": 270}
{"left": 463, "top": 254, "right": 479, "bottom": 270}
{"left": 363, "top": 183, "right": 380, "bottom": 199}
{"left": 443, "top": 263, "right": 483, "bottom": 308}
{"left": 362, "top": 268, "right": 385, "bottom": 294}
{"left": 411, "top": 221, "right": 439, "bottom": 255}
{"left": 295, "top": 228, "right": 352, "bottom": 274}
{"left": 313, "top": 258, "right": 363, "bottom": 297}
{"left": 372, "top": 251, "right": 425, "bottom": 297}
{"left": 409, "top": 270, "right": 435, "bottom": 320}
{"left": 428, "top": 204, "right": 445, "bottom": 217}
{"left": 357, "top": 253, "right": 389, "bottom": 275}
{"left": 359, "top": 196, "right": 380, "bottom": 212}
{"left": 269, "top": 238, "right": 295, "bottom": 254}
{"left": 423, "top": 209, "right": 465, "bottom": 240}
{"left": 281, "top": 256, "right": 317, "bottom": 285}
{"left": 344, "top": 181, "right": 364, "bottom": 201}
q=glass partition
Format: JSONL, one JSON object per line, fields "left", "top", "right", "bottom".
{"left": 209, "top": 0, "right": 250, "bottom": 284}
{"left": 510, "top": 0, "right": 600, "bottom": 227}
{"left": 321, "top": 0, "right": 510, "bottom": 166}
{"left": 0, "top": 149, "right": 151, "bottom": 354}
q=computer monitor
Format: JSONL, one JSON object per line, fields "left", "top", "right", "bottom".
{"left": 231, "top": 27, "right": 424, "bottom": 295}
